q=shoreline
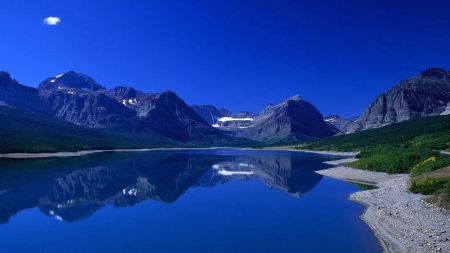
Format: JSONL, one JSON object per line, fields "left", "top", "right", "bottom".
{"left": 316, "top": 166, "right": 450, "bottom": 252}
{"left": 0, "top": 147, "right": 359, "bottom": 159}
{"left": 0, "top": 147, "right": 219, "bottom": 159}
{"left": 291, "top": 149, "right": 360, "bottom": 156}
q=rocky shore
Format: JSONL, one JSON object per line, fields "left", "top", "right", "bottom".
{"left": 317, "top": 167, "right": 450, "bottom": 253}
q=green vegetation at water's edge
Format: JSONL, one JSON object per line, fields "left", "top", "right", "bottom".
{"left": 301, "top": 115, "right": 450, "bottom": 175}
{"left": 351, "top": 151, "right": 450, "bottom": 175}
{"left": 411, "top": 176, "right": 450, "bottom": 209}
{"left": 410, "top": 167, "right": 450, "bottom": 209}
{"left": 299, "top": 115, "right": 450, "bottom": 201}
{"left": 410, "top": 177, "right": 450, "bottom": 195}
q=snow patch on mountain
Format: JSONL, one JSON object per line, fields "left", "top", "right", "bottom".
{"left": 217, "top": 170, "right": 253, "bottom": 176}
{"left": 218, "top": 117, "right": 253, "bottom": 122}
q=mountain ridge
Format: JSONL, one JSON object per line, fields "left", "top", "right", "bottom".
{"left": 2, "top": 67, "right": 450, "bottom": 148}
{"left": 342, "top": 67, "right": 450, "bottom": 133}
{"left": 192, "top": 94, "right": 339, "bottom": 143}
{"left": 36, "top": 71, "right": 242, "bottom": 144}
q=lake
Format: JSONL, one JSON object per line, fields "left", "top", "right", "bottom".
{"left": 0, "top": 149, "right": 381, "bottom": 252}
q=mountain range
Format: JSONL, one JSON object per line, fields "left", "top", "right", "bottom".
{"left": 1, "top": 67, "right": 450, "bottom": 149}
{"left": 192, "top": 94, "right": 339, "bottom": 143}
{"left": 0, "top": 70, "right": 338, "bottom": 147}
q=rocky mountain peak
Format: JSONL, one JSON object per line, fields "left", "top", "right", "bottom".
{"left": 342, "top": 68, "right": 450, "bottom": 133}
{"left": 155, "top": 90, "right": 179, "bottom": 100}
{"left": 219, "top": 108, "right": 232, "bottom": 117}
{"left": 233, "top": 95, "right": 338, "bottom": 142}
{"left": 0, "top": 71, "right": 50, "bottom": 114}
{"left": 323, "top": 114, "right": 356, "bottom": 132}
{"left": 420, "top": 68, "right": 450, "bottom": 81}
{"left": 259, "top": 95, "right": 302, "bottom": 116}
{"left": 284, "top": 94, "right": 302, "bottom": 102}
{"left": 324, "top": 114, "right": 342, "bottom": 120}
{"left": 107, "top": 86, "right": 137, "bottom": 99}
{"left": 0, "top": 71, "right": 12, "bottom": 86}
{"left": 190, "top": 105, "right": 233, "bottom": 125}
{"left": 54, "top": 71, "right": 106, "bottom": 91}
{"left": 38, "top": 71, "right": 106, "bottom": 97}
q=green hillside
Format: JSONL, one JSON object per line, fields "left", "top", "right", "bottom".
{"left": 301, "top": 115, "right": 450, "bottom": 175}
{"left": 0, "top": 106, "right": 256, "bottom": 153}
{"left": 300, "top": 115, "right": 450, "bottom": 205}
{"left": 0, "top": 106, "right": 185, "bottom": 153}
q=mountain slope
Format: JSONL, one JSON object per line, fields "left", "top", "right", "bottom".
{"left": 0, "top": 71, "right": 49, "bottom": 114}
{"left": 39, "top": 71, "right": 136, "bottom": 129}
{"left": 192, "top": 95, "right": 338, "bottom": 143}
{"left": 302, "top": 114, "right": 450, "bottom": 174}
{"left": 344, "top": 68, "right": 450, "bottom": 133}
{"left": 38, "top": 70, "right": 106, "bottom": 98}
{"left": 139, "top": 90, "right": 236, "bottom": 143}
{"left": 0, "top": 106, "right": 180, "bottom": 153}
{"left": 235, "top": 95, "right": 338, "bottom": 142}
{"left": 191, "top": 104, "right": 231, "bottom": 125}
{"left": 324, "top": 115, "right": 358, "bottom": 132}
{"left": 36, "top": 71, "right": 246, "bottom": 145}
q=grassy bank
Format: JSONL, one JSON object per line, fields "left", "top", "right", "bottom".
{"left": 299, "top": 115, "right": 450, "bottom": 206}
{"left": 410, "top": 167, "right": 450, "bottom": 209}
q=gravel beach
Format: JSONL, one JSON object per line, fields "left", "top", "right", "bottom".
{"left": 317, "top": 166, "right": 450, "bottom": 252}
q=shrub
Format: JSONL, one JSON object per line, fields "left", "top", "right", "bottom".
{"left": 410, "top": 177, "right": 450, "bottom": 195}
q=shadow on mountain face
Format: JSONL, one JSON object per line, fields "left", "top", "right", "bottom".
{"left": 0, "top": 150, "right": 331, "bottom": 224}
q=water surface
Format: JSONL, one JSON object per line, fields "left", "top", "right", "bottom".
{"left": 0, "top": 149, "right": 381, "bottom": 252}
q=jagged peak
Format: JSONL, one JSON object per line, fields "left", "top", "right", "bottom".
{"left": 61, "top": 71, "right": 98, "bottom": 83}
{"left": 324, "top": 114, "right": 342, "bottom": 120}
{"left": 111, "top": 86, "right": 136, "bottom": 92}
{"left": 159, "top": 89, "right": 176, "bottom": 95}
{"left": 290, "top": 94, "right": 302, "bottom": 100}
{"left": 55, "top": 71, "right": 69, "bottom": 78}
{"left": 0, "top": 71, "right": 11, "bottom": 78}
{"left": 191, "top": 104, "right": 217, "bottom": 109}
{"left": 0, "top": 71, "right": 12, "bottom": 84}
{"left": 0, "top": 71, "right": 24, "bottom": 88}
{"left": 283, "top": 94, "right": 302, "bottom": 103}
{"left": 40, "top": 70, "right": 106, "bottom": 92}
{"left": 156, "top": 90, "right": 180, "bottom": 100}
{"left": 258, "top": 95, "right": 302, "bottom": 116}
{"left": 420, "top": 68, "right": 450, "bottom": 81}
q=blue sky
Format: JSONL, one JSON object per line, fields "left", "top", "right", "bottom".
{"left": 1, "top": 0, "right": 450, "bottom": 118}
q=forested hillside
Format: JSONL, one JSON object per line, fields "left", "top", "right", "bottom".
{"left": 301, "top": 115, "right": 450, "bottom": 175}
{"left": 0, "top": 106, "right": 182, "bottom": 153}
{"left": 301, "top": 115, "right": 450, "bottom": 205}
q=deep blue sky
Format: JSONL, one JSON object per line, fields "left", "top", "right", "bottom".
{"left": 1, "top": 0, "right": 450, "bottom": 118}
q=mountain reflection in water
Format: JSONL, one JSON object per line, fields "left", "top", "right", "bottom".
{"left": 0, "top": 149, "right": 333, "bottom": 224}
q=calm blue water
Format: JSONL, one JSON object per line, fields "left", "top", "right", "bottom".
{"left": 0, "top": 149, "right": 381, "bottom": 252}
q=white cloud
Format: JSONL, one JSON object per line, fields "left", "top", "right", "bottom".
{"left": 43, "top": 16, "right": 61, "bottom": 25}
